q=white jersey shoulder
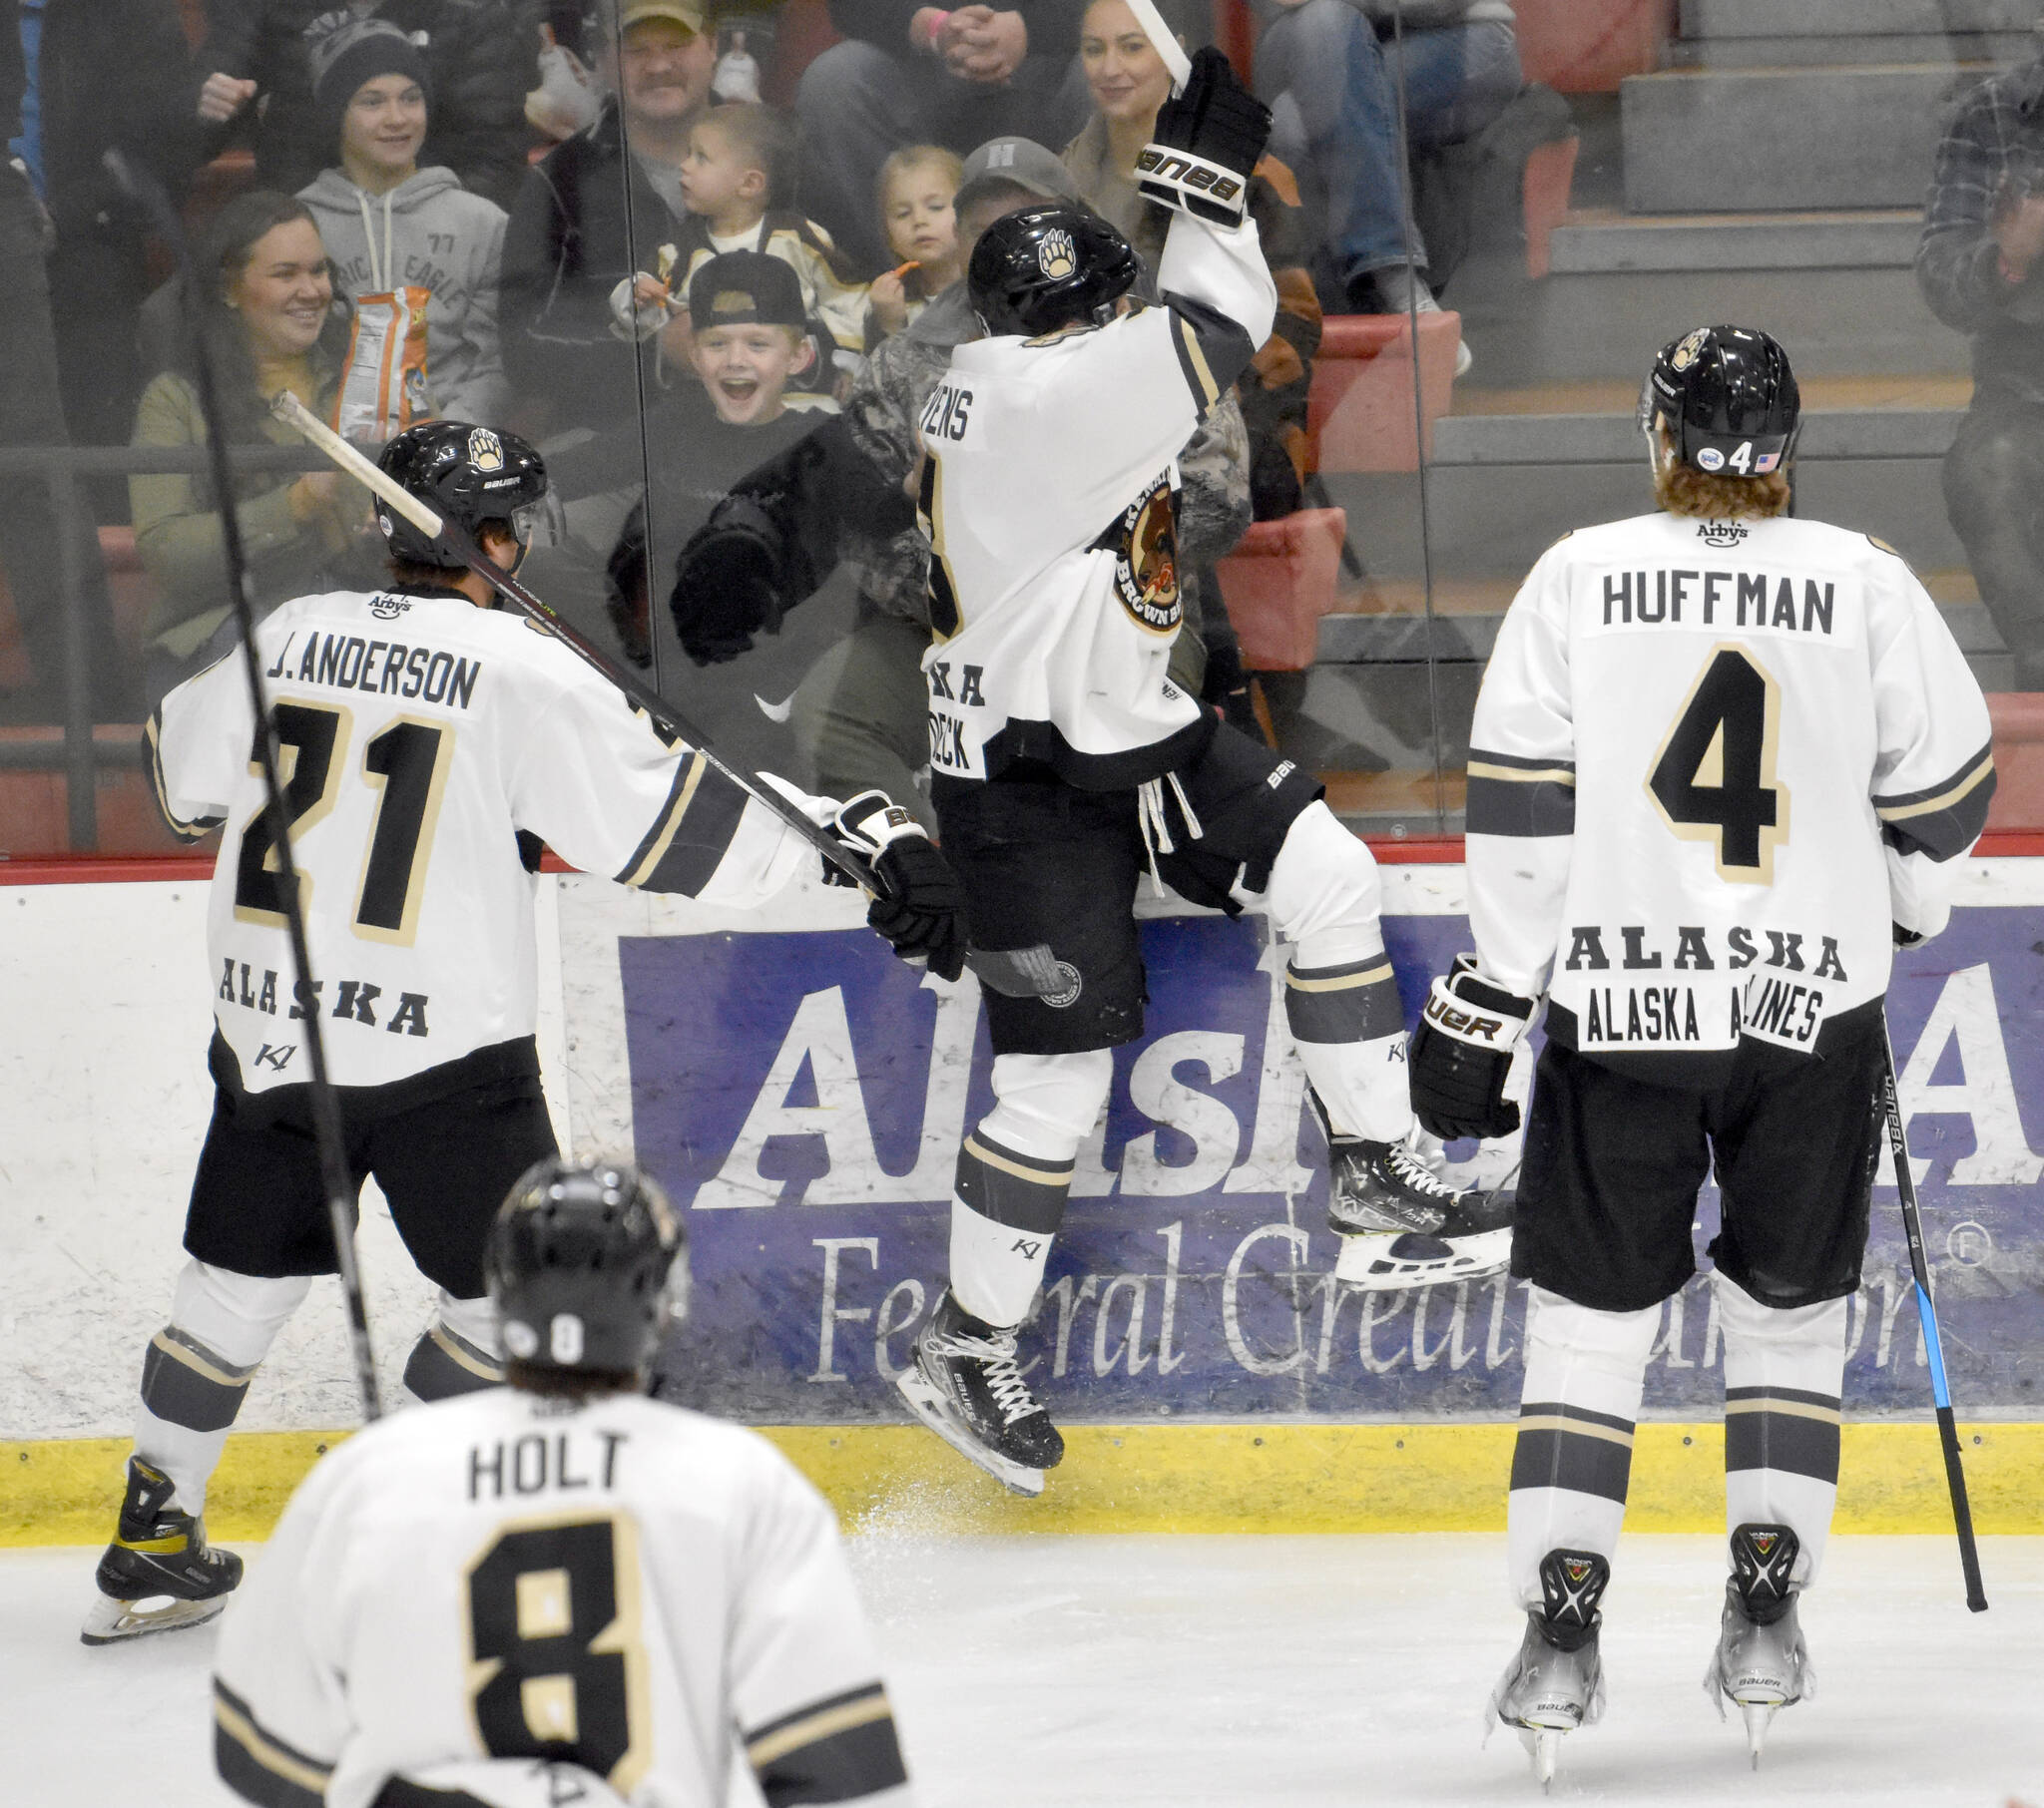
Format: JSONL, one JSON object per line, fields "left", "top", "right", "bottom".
{"left": 213, "top": 1388, "right": 913, "bottom": 1808}
{"left": 1468, "top": 509, "right": 1994, "bottom": 1065}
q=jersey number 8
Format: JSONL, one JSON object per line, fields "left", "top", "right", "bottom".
{"left": 1647, "top": 644, "right": 1791, "bottom": 883}
{"left": 463, "top": 1512, "right": 652, "bottom": 1793}
{"left": 233, "top": 702, "right": 456, "bottom": 945}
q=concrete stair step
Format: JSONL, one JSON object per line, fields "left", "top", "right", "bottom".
{"left": 1668, "top": 32, "right": 2034, "bottom": 67}
{"left": 1621, "top": 65, "right": 1985, "bottom": 213}
{"left": 1679, "top": 0, "right": 2039, "bottom": 37}
{"left": 1550, "top": 209, "right": 1922, "bottom": 273}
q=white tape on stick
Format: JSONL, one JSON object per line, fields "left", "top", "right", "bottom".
{"left": 268, "top": 389, "right": 444, "bottom": 537}
{"left": 1123, "top": 0, "right": 1192, "bottom": 92}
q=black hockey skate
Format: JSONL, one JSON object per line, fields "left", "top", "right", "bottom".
{"left": 1490, "top": 1550, "right": 1609, "bottom": 1792}
{"left": 1326, "top": 1129, "right": 1514, "bottom": 1291}
{"left": 81, "top": 1458, "right": 244, "bottom": 1645}
{"left": 1705, "top": 1523, "right": 1812, "bottom": 1768}
{"left": 895, "top": 1291, "right": 1064, "bottom": 1497}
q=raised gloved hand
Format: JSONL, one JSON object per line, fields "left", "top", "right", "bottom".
{"left": 1410, "top": 953, "right": 1535, "bottom": 1141}
{"left": 1136, "top": 45, "right": 1273, "bottom": 228}
{"left": 830, "top": 790, "right": 968, "bottom": 983}
{"left": 667, "top": 495, "right": 784, "bottom": 666}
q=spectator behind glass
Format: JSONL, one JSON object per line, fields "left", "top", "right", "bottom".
{"left": 787, "top": 137, "right": 1250, "bottom": 831}
{"left": 1919, "top": 41, "right": 2044, "bottom": 690}
{"left": 608, "top": 103, "right": 867, "bottom": 373}
{"left": 867, "top": 145, "right": 964, "bottom": 344}
{"left": 1064, "top": 0, "right": 1319, "bottom": 521}
{"left": 713, "top": 26, "right": 762, "bottom": 103}
{"left": 17, "top": 0, "right": 205, "bottom": 451}
{"left": 1253, "top": 0, "right": 1516, "bottom": 359}
{"left": 191, "top": 1, "right": 542, "bottom": 212}
{"left": 794, "top": 0, "right": 1094, "bottom": 272}
{"left": 296, "top": 19, "right": 510, "bottom": 426}
{"left": 131, "top": 192, "right": 372, "bottom": 703}
{"left": 499, "top": 0, "right": 715, "bottom": 435}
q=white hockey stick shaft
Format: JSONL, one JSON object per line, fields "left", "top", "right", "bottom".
{"left": 271, "top": 391, "right": 444, "bottom": 536}
{"left": 1123, "top": 0, "right": 1192, "bottom": 93}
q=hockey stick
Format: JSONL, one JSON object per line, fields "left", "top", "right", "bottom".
{"left": 267, "top": 390, "right": 1065, "bottom": 1001}
{"left": 1123, "top": 0, "right": 1193, "bottom": 92}
{"left": 1880, "top": 1020, "right": 1987, "bottom": 1611}
{"left": 106, "top": 153, "right": 383, "bottom": 1421}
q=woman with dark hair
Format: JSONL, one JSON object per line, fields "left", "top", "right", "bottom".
{"left": 130, "top": 190, "right": 372, "bottom": 700}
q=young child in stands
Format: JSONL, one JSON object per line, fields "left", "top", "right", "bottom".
{"left": 610, "top": 104, "right": 866, "bottom": 378}
{"left": 864, "top": 146, "right": 964, "bottom": 345}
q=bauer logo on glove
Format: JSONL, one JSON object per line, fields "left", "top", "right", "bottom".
{"left": 1410, "top": 954, "right": 1536, "bottom": 1142}
{"left": 1135, "top": 44, "right": 1272, "bottom": 228}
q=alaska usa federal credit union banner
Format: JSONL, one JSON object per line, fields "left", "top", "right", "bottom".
{"left": 550, "top": 869, "right": 2044, "bottom": 1425}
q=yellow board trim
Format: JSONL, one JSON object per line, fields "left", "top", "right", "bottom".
{"left": 7, "top": 1423, "right": 2043, "bottom": 1544}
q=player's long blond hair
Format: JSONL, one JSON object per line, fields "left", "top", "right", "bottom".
{"left": 1650, "top": 419, "right": 1791, "bottom": 520}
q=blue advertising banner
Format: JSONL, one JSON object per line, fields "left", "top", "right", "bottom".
{"left": 620, "top": 893, "right": 2044, "bottom": 1424}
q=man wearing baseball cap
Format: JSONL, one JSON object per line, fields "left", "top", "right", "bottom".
{"left": 500, "top": 0, "right": 718, "bottom": 434}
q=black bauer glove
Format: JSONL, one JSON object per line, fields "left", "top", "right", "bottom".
{"left": 830, "top": 790, "right": 968, "bottom": 983}
{"left": 1409, "top": 953, "right": 1535, "bottom": 1142}
{"left": 1136, "top": 45, "right": 1273, "bottom": 228}
{"left": 667, "top": 495, "right": 785, "bottom": 666}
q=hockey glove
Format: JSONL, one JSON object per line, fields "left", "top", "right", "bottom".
{"left": 1410, "top": 953, "right": 1535, "bottom": 1141}
{"left": 831, "top": 790, "right": 969, "bottom": 983}
{"left": 667, "top": 496, "right": 786, "bottom": 666}
{"left": 1136, "top": 46, "right": 1273, "bottom": 228}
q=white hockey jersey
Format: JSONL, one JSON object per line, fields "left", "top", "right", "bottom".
{"left": 212, "top": 1388, "right": 914, "bottom": 1808}
{"left": 917, "top": 212, "right": 1277, "bottom": 788}
{"left": 1467, "top": 510, "right": 1994, "bottom": 1078}
{"left": 147, "top": 588, "right": 823, "bottom": 1096}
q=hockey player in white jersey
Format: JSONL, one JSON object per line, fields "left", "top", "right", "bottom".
{"left": 857, "top": 48, "right": 1512, "bottom": 1495}
{"left": 83, "top": 420, "right": 966, "bottom": 1645}
{"left": 1406, "top": 326, "right": 1996, "bottom": 1783}
{"left": 212, "top": 1157, "right": 914, "bottom": 1808}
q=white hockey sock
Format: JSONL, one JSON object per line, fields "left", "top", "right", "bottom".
{"left": 1718, "top": 1271, "right": 1847, "bottom": 1590}
{"left": 949, "top": 1051, "right": 1111, "bottom": 1329}
{"left": 1252, "top": 801, "right": 1411, "bottom": 1141}
{"left": 1507, "top": 1286, "right": 1660, "bottom": 1611}
{"left": 134, "top": 1259, "right": 310, "bottom": 1518}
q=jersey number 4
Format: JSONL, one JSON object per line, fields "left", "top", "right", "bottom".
{"left": 463, "top": 1513, "right": 652, "bottom": 1794}
{"left": 233, "top": 702, "right": 455, "bottom": 944}
{"left": 1647, "top": 644, "right": 1791, "bottom": 883}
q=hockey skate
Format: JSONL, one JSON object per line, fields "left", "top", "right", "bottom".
{"left": 1705, "top": 1524, "right": 1813, "bottom": 1768}
{"left": 1326, "top": 1128, "right": 1514, "bottom": 1291}
{"left": 895, "top": 1291, "right": 1063, "bottom": 1497}
{"left": 1490, "top": 1550, "right": 1609, "bottom": 1792}
{"left": 82, "top": 1458, "right": 244, "bottom": 1645}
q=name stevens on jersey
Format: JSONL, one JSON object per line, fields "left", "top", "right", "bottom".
{"left": 262, "top": 622, "right": 484, "bottom": 709}
{"left": 1599, "top": 568, "right": 1836, "bottom": 636}
{"left": 919, "top": 380, "right": 973, "bottom": 442}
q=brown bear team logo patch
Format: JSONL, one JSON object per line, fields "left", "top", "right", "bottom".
{"left": 1109, "top": 473, "right": 1181, "bottom": 634}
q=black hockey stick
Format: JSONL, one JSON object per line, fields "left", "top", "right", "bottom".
{"left": 1880, "top": 1020, "right": 1987, "bottom": 1611}
{"left": 107, "top": 153, "right": 383, "bottom": 1421}
{"left": 267, "top": 390, "right": 1065, "bottom": 1000}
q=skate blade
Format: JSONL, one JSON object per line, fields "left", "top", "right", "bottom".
{"left": 894, "top": 1370, "right": 1046, "bottom": 1498}
{"left": 1739, "top": 1700, "right": 1776, "bottom": 1768}
{"left": 81, "top": 1590, "right": 227, "bottom": 1645}
{"left": 1335, "top": 1226, "right": 1511, "bottom": 1291}
{"left": 1519, "top": 1726, "right": 1564, "bottom": 1791}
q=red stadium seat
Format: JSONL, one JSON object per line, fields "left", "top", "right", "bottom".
{"left": 1307, "top": 312, "right": 1462, "bottom": 472}
{"left": 1515, "top": 0, "right": 1672, "bottom": 95}
{"left": 1214, "top": 507, "right": 1346, "bottom": 672}
{"left": 1986, "top": 693, "right": 2044, "bottom": 833}
{"left": 1522, "top": 133, "right": 1578, "bottom": 280}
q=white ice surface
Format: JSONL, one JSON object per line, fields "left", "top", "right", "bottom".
{"left": 8, "top": 1534, "right": 2041, "bottom": 1806}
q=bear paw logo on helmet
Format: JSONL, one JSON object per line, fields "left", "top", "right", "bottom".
{"left": 466, "top": 427, "right": 505, "bottom": 473}
{"left": 1669, "top": 326, "right": 1709, "bottom": 372}
{"left": 1036, "top": 228, "right": 1077, "bottom": 281}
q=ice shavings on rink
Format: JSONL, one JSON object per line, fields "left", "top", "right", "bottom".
{"left": 7, "top": 1534, "right": 2040, "bottom": 1806}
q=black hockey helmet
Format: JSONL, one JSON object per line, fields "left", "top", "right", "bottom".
{"left": 484, "top": 1158, "right": 687, "bottom": 1376}
{"left": 1641, "top": 325, "right": 1800, "bottom": 477}
{"left": 968, "top": 203, "right": 1142, "bottom": 338}
{"left": 375, "top": 420, "right": 548, "bottom": 569}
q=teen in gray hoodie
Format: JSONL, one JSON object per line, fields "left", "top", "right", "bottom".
{"left": 296, "top": 18, "right": 510, "bottom": 426}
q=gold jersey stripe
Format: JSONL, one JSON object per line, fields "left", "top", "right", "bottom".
{"left": 622, "top": 753, "right": 707, "bottom": 889}
{"left": 747, "top": 1689, "right": 893, "bottom": 1769}
{"left": 1466, "top": 760, "right": 1577, "bottom": 786}
{"left": 1177, "top": 317, "right": 1221, "bottom": 410}
{"left": 1874, "top": 752, "right": 1995, "bottom": 822}
{"left": 214, "top": 1697, "right": 333, "bottom": 1793}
